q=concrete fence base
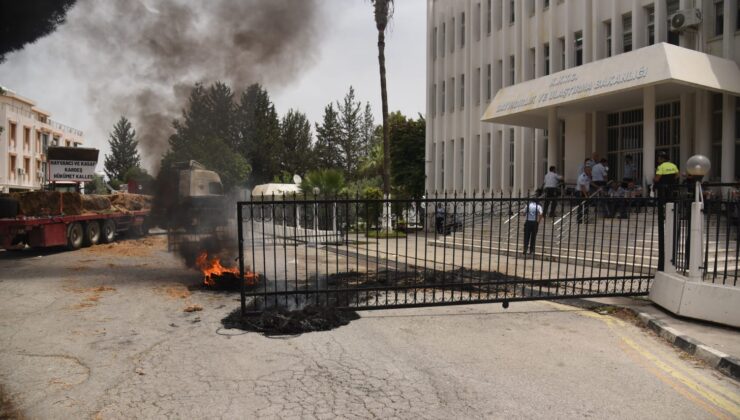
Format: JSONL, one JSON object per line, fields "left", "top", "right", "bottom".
{"left": 650, "top": 271, "right": 740, "bottom": 328}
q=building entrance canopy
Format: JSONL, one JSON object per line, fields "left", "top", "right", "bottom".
{"left": 482, "top": 43, "right": 740, "bottom": 128}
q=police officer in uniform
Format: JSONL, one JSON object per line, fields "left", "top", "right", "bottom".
{"left": 522, "top": 198, "right": 544, "bottom": 255}
{"left": 653, "top": 151, "right": 679, "bottom": 270}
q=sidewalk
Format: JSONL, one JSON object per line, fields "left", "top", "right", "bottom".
{"left": 562, "top": 296, "right": 740, "bottom": 381}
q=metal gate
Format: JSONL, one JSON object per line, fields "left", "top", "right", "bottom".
{"left": 236, "top": 192, "right": 658, "bottom": 313}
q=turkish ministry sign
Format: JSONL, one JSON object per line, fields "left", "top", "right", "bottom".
{"left": 47, "top": 147, "right": 99, "bottom": 182}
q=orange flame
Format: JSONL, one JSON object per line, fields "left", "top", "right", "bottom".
{"left": 196, "top": 251, "right": 257, "bottom": 286}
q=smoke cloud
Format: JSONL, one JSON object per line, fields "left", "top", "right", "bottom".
{"left": 5, "top": 0, "right": 323, "bottom": 169}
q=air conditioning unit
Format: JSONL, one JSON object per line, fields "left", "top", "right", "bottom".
{"left": 670, "top": 8, "right": 702, "bottom": 32}
{"left": 17, "top": 168, "right": 25, "bottom": 176}
{"left": 37, "top": 170, "right": 44, "bottom": 180}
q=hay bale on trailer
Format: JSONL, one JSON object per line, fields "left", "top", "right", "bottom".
{"left": 81, "top": 195, "right": 112, "bottom": 212}
{"left": 110, "top": 193, "right": 152, "bottom": 211}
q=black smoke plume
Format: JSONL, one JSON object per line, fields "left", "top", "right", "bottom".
{"left": 48, "top": 0, "right": 322, "bottom": 169}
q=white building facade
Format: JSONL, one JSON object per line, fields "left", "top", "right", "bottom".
{"left": 0, "top": 88, "right": 85, "bottom": 193}
{"left": 426, "top": 0, "right": 740, "bottom": 194}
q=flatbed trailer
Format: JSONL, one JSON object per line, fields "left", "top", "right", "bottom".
{"left": 0, "top": 210, "right": 150, "bottom": 251}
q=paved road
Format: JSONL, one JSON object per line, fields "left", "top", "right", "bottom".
{"left": 0, "top": 238, "right": 738, "bottom": 419}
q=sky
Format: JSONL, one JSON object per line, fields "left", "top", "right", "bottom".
{"left": 0, "top": 0, "right": 427, "bottom": 172}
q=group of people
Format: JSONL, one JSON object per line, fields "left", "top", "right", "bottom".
{"left": 540, "top": 153, "right": 645, "bottom": 222}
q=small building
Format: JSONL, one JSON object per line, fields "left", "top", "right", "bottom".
{"left": 0, "top": 86, "right": 85, "bottom": 193}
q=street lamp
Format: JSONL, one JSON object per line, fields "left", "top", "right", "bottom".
{"left": 686, "top": 154, "right": 710, "bottom": 200}
{"left": 685, "top": 154, "right": 710, "bottom": 278}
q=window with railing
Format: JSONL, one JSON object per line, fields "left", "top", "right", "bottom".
{"left": 646, "top": 6, "right": 655, "bottom": 45}
{"left": 655, "top": 101, "right": 681, "bottom": 165}
{"left": 605, "top": 21, "right": 612, "bottom": 57}
{"left": 460, "top": 73, "right": 465, "bottom": 110}
{"left": 711, "top": 93, "right": 722, "bottom": 179}
{"left": 623, "top": 13, "right": 633, "bottom": 52}
{"left": 476, "top": 67, "right": 481, "bottom": 106}
{"left": 714, "top": 0, "right": 724, "bottom": 36}
{"left": 9, "top": 122, "right": 17, "bottom": 148}
{"left": 460, "top": 12, "right": 465, "bottom": 48}
{"left": 574, "top": 31, "right": 583, "bottom": 66}
{"left": 607, "top": 108, "right": 644, "bottom": 182}
{"left": 23, "top": 126, "right": 30, "bottom": 151}
{"left": 544, "top": 43, "right": 550, "bottom": 75}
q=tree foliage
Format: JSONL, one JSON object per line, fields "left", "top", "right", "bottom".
{"left": 0, "top": 0, "right": 77, "bottom": 62}
{"left": 163, "top": 83, "right": 250, "bottom": 190}
{"left": 389, "top": 112, "right": 425, "bottom": 198}
{"left": 314, "top": 104, "right": 342, "bottom": 169}
{"left": 299, "top": 169, "right": 346, "bottom": 197}
{"left": 279, "top": 109, "right": 314, "bottom": 176}
{"left": 237, "top": 84, "right": 281, "bottom": 185}
{"left": 104, "top": 116, "right": 141, "bottom": 182}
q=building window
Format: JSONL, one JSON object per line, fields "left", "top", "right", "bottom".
{"left": 646, "top": 6, "right": 655, "bottom": 45}
{"left": 486, "top": 132, "right": 492, "bottom": 189}
{"left": 450, "top": 18, "right": 455, "bottom": 53}
{"left": 450, "top": 77, "right": 455, "bottom": 113}
{"left": 715, "top": 0, "right": 724, "bottom": 36}
{"left": 509, "top": 0, "right": 515, "bottom": 24}
{"left": 476, "top": 67, "right": 481, "bottom": 105}
{"left": 9, "top": 155, "right": 16, "bottom": 180}
{"left": 460, "top": 74, "right": 465, "bottom": 110}
{"left": 497, "top": 0, "right": 503, "bottom": 30}
{"left": 460, "top": 12, "right": 465, "bottom": 48}
{"left": 431, "top": 84, "right": 436, "bottom": 116}
{"left": 605, "top": 21, "right": 612, "bottom": 57}
{"left": 544, "top": 0, "right": 549, "bottom": 9}
{"left": 528, "top": 47, "right": 535, "bottom": 79}
{"left": 441, "top": 22, "right": 446, "bottom": 57}
{"left": 496, "top": 59, "right": 503, "bottom": 93}
{"left": 487, "top": 0, "right": 492, "bottom": 34}
{"left": 508, "top": 129, "right": 515, "bottom": 189}
{"left": 574, "top": 31, "right": 583, "bottom": 66}
{"left": 36, "top": 131, "right": 41, "bottom": 152}
{"left": 476, "top": 2, "right": 481, "bottom": 41}
{"left": 9, "top": 122, "right": 17, "bottom": 147}
{"left": 623, "top": 13, "right": 633, "bottom": 52}
{"left": 23, "top": 127, "right": 30, "bottom": 150}
{"left": 509, "top": 55, "right": 515, "bottom": 86}
{"left": 544, "top": 43, "right": 550, "bottom": 75}
{"left": 487, "top": 64, "right": 492, "bottom": 101}
{"left": 711, "top": 93, "right": 723, "bottom": 178}
{"left": 24, "top": 157, "right": 30, "bottom": 180}
{"left": 441, "top": 80, "right": 446, "bottom": 114}
{"left": 458, "top": 138, "right": 465, "bottom": 190}
{"left": 606, "top": 108, "right": 645, "bottom": 182}
{"left": 558, "top": 37, "right": 565, "bottom": 70}
{"left": 433, "top": 27, "right": 437, "bottom": 60}
{"left": 667, "top": 0, "right": 680, "bottom": 45}
{"left": 440, "top": 141, "right": 445, "bottom": 189}
{"left": 655, "top": 102, "right": 681, "bottom": 167}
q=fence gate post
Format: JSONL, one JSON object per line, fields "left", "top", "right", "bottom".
{"left": 664, "top": 202, "right": 676, "bottom": 273}
{"left": 687, "top": 183, "right": 704, "bottom": 280}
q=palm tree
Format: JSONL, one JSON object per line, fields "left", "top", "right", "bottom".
{"left": 372, "top": 0, "right": 393, "bottom": 197}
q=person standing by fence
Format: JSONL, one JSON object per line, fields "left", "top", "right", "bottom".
{"left": 575, "top": 166, "right": 593, "bottom": 224}
{"left": 543, "top": 166, "right": 562, "bottom": 218}
{"left": 523, "top": 199, "right": 544, "bottom": 255}
{"left": 654, "top": 151, "right": 679, "bottom": 270}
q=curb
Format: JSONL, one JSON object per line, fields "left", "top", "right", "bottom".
{"left": 558, "top": 298, "right": 740, "bottom": 382}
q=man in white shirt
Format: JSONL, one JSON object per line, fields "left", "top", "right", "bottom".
{"left": 623, "top": 154, "right": 637, "bottom": 182}
{"left": 575, "top": 166, "right": 593, "bottom": 224}
{"left": 522, "top": 199, "right": 544, "bottom": 255}
{"left": 591, "top": 159, "right": 608, "bottom": 187}
{"left": 542, "top": 166, "right": 562, "bottom": 217}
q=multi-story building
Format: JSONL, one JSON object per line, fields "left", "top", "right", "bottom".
{"left": 0, "top": 87, "right": 84, "bottom": 193}
{"left": 426, "top": 0, "right": 740, "bottom": 194}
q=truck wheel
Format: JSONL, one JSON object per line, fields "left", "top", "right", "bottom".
{"left": 100, "top": 220, "right": 116, "bottom": 243}
{"left": 84, "top": 221, "right": 101, "bottom": 246}
{"left": 66, "top": 222, "right": 84, "bottom": 250}
{"left": 0, "top": 197, "right": 19, "bottom": 218}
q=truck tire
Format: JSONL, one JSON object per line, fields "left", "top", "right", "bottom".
{"left": 0, "top": 197, "right": 19, "bottom": 218}
{"left": 100, "top": 219, "right": 116, "bottom": 243}
{"left": 84, "top": 221, "right": 101, "bottom": 246}
{"left": 66, "top": 222, "right": 84, "bottom": 250}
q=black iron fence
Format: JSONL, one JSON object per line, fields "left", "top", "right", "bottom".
{"left": 668, "top": 183, "right": 739, "bottom": 286}
{"left": 236, "top": 192, "right": 658, "bottom": 313}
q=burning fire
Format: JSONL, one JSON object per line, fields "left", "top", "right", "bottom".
{"left": 196, "top": 251, "right": 257, "bottom": 287}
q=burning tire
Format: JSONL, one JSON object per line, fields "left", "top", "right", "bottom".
{"left": 66, "top": 222, "right": 84, "bottom": 250}
{"left": 100, "top": 219, "right": 116, "bottom": 243}
{"left": 84, "top": 221, "right": 101, "bottom": 246}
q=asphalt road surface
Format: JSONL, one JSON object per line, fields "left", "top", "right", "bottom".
{"left": 0, "top": 236, "right": 738, "bottom": 419}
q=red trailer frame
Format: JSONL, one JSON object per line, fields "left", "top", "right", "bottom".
{"left": 0, "top": 210, "right": 149, "bottom": 250}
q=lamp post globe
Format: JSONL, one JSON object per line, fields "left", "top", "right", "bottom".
{"left": 686, "top": 154, "right": 711, "bottom": 177}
